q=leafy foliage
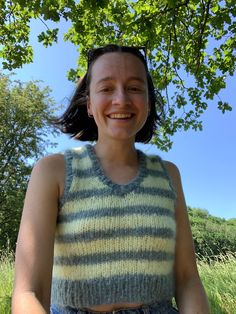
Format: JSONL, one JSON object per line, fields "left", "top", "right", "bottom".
{"left": 188, "top": 207, "right": 236, "bottom": 259}
{"left": 0, "top": 0, "right": 235, "bottom": 150}
{"left": 0, "top": 73, "right": 58, "bottom": 253}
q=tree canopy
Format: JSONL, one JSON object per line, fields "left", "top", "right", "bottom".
{"left": 0, "top": 0, "right": 235, "bottom": 149}
{"left": 0, "top": 73, "right": 57, "bottom": 252}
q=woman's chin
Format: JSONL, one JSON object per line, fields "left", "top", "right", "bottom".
{"left": 99, "top": 130, "right": 136, "bottom": 142}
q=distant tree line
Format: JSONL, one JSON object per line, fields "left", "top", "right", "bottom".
{"left": 188, "top": 207, "right": 236, "bottom": 259}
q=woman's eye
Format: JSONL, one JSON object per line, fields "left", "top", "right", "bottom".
{"left": 100, "top": 86, "right": 113, "bottom": 92}
{"left": 128, "top": 86, "right": 142, "bottom": 92}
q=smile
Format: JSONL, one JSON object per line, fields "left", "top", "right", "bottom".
{"left": 108, "top": 113, "right": 133, "bottom": 119}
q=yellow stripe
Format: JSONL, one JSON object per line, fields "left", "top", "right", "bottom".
{"left": 71, "top": 176, "right": 172, "bottom": 192}
{"left": 70, "top": 177, "right": 105, "bottom": 192}
{"left": 54, "top": 236, "right": 175, "bottom": 257}
{"left": 62, "top": 194, "right": 175, "bottom": 214}
{"left": 56, "top": 214, "right": 176, "bottom": 236}
{"left": 141, "top": 176, "right": 171, "bottom": 189}
{"left": 71, "top": 155, "right": 92, "bottom": 170}
{"left": 146, "top": 159, "right": 163, "bottom": 171}
{"left": 52, "top": 260, "right": 173, "bottom": 280}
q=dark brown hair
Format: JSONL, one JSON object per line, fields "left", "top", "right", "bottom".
{"left": 53, "top": 44, "right": 164, "bottom": 143}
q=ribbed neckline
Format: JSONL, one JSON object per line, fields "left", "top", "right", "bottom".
{"left": 85, "top": 144, "right": 147, "bottom": 192}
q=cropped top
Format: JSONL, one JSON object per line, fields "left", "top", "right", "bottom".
{"left": 51, "top": 144, "right": 177, "bottom": 308}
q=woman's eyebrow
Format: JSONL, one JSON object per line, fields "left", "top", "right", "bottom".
{"left": 96, "top": 76, "right": 114, "bottom": 85}
{"left": 96, "top": 76, "right": 146, "bottom": 85}
{"left": 127, "top": 76, "right": 146, "bottom": 83}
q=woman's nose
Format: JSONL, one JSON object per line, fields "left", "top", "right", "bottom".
{"left": 112, "top": 88, "right": 131, "bottom": 106}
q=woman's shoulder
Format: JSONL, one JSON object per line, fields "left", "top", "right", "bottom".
{"left": 33, "top": 146, "right": 86, "bottom": 197}
{"left": 34, "top": 153, "right": 65, "bottom": 173}
{"left": 162, "top": 160, "right": 183, "bottom": 194}
{"left": 163, "top": 160, "right": 180, "bottom": 175}
{"left": 147, "top": 153, "right": 180, "bottom": 177}
{"left": 35, "top": 145, "right": 86, "bottom": 174}
{"left": 32, "top": 153, "right": 65, "bottom": 198}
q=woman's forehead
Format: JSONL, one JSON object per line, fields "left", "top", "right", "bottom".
{"left": 90, "top": 52, "right": 147, "bottom": 82}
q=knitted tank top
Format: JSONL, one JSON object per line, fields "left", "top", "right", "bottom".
{"left": 51, "top": 144, "right": 177, "bottom": 308}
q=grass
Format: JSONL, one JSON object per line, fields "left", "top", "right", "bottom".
{"left": 198, "top": 252, "right": 236, "bottom": 314}
{"left": 0, "top": 252, "right": 235, "bottom": 314}
{"left": 0, "top": 249, "right": 14, "bottom": 314}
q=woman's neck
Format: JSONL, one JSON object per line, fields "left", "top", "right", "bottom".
{"left": 94, "top": 139, "right": 138, "bottom": 166}
{"left": 93, "top": 139, "right": 140, "bottom": 185}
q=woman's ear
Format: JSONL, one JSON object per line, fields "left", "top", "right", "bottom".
{"left": 86, "top": 95, "right": 93, "bottom": 118}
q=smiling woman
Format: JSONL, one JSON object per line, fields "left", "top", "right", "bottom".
{"left": 53, "top": 45, "right": 161, "bottom": 144}
{"left": 12, "top": 44, "right": 210, "bottom": 314}
{"left": 87, "top": 52, "right": 150, "bottom": 143}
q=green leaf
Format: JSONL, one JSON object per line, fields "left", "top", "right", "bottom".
{"left": 217, "top": 101, "right": 232, "bottom": 113}
{"left": 211, "top": 5, "right": 219, "bottom": 14}
{"left": 38, "top": 28, "right": 59, "bottom": 47}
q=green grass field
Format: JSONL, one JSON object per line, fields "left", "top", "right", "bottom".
{"left": 198, "top": 253, "right": 236, "bottom": 314}
{"left": 0, "top": 250, "right": 14, "bottom": 314}
{"left": 1, "top": 252, "right": 235, "bottom": 314}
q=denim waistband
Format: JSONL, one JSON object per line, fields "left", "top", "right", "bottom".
{"left": 50, "top": 301, "right": 178, "bottom": 314}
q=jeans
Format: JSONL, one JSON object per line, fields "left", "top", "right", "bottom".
{"left": 50, "top": 301, "right": 179, "bottom": 314}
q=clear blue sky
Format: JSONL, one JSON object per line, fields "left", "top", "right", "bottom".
{"left": 7, "top": 20, "right": 236, "bottom": 220}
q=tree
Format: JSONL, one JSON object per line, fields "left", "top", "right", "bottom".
{"left": 188, "top": 207, "right": 236, "bottom": 259}
{"left": 0, "top": 0, "right": 235, "bottom": 149}
{"left": 0, "top": 73, "right": 58, "bottom": 253}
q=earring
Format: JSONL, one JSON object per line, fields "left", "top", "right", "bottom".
{"left": 88, "top": 112, "right": 93, "bottom": 118}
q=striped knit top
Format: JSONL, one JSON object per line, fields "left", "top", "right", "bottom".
{"left": 51, "top": 144, "right": 177, "bottom": 308}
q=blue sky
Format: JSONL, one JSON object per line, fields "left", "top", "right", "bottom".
{"left": 7, "top": 20, "right": 236, "bottom": 220}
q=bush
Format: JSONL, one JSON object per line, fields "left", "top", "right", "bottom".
{"left": 188, "top": 207, "right": 236, "bottom": 258}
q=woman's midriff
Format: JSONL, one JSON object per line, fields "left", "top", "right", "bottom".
{"left": 84, "top": 302, "right": 144, "bottom": 312}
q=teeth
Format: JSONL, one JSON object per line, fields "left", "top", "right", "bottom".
{"left": 109, "top": 113, "right": 132, "bottom": 119}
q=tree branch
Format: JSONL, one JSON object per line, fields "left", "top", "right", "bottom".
{"left": 195, "top": 0, "right": 212, "bottom": 73}
{"left": 130, "top": 1, "right": 190, "bottom": 30}
{"left": 159, "top": 0, "right": 190, "bottom": 15}
{"left": 38, "top": 17, "right": 50, "bottom": 30}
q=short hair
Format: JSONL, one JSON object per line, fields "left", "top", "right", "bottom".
{"left": 53, "top": 44, "right": 164, "bottom": 143}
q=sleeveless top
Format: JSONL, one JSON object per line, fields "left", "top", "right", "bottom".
{"left": 51, "top": 144, "right": 177, "bottom": 308}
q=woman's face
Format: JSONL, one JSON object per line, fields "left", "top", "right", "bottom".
{"left": 87, "top": 52, "right": 149, "bottom": 143}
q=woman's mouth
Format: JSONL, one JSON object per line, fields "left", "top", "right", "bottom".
{"left": 108, "top": 113, "right": 133, "bottom": 119}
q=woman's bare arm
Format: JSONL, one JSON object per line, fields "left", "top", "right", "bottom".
{"left": 12, "top": 154, "right": 64, "bottom": 314}
{"left": 165, "top": 161, "right": 210, "bottom": 314}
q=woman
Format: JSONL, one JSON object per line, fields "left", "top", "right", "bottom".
{"left": 12, "top": 45, "right": 210, "bottom": 314}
